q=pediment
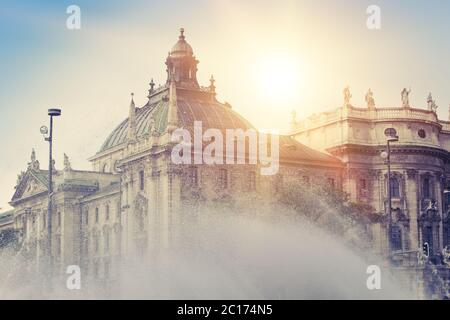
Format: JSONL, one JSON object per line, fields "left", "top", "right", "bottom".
{"left": 11, "top": 170, "right": 48, "bottom": 203}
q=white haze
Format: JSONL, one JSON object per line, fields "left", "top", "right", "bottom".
{"left": 0, "top": 203, "right": 413, "bottom": 300}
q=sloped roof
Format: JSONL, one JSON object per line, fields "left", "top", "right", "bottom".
{"left": 278, "top": 135, "right": 342, "bottom": 166}
{"left": 98, "top": 88, "right": 254, "bottom": 153}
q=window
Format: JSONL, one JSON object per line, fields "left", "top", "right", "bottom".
{"left": 389, "top": 226, "right": 402, "bottom": 251}
{"left": 116, "top": 202, "right": 121, "bottom": 219}
{"left": 57, "top": 212, "right": 61, "bottom": 227}
{"left": 422, "top": 177, "right": 431, "bottom": 199}
{"left": 105, "top": 229, "right": 110, "bottom": 252}
{"left": 94, "top": 262, "right": 99, "bottom": 278}
{"left": 106, "top": 205, "right": 110, "bottom": 221}
{"left": 248, "top": 171, "right": 256, "bottom": 191}
{"left": 444, "top": 223, "right": 450, "bottom": 249}
{"left": 95, "top": 208, "right": 99, "bottom": 224}
{"left": 423, "top": 226, "right": 434, "bottom": 256}
{"left": 390, "top": 177, "right": 400, "bottom": 198}
{"left": 360, "top": 179, "right": 367, "bottom": 189}
{"left": 418, "top": 129, "right": 426, "bottom": 138}
{"left": 42, "top": 213, "right": 46, "bottom": 230}
{"left": 139, "top": 170, "right": 145, "bottom": 191}
{"left": 303, "top": 176, "right": 310, "bottom": 187}
{"left": 94, "top": 236, "right": 99, "bottom": 253}
{"left": 191, "top": 167, "right": 198, "bottom": 187}
{"left": 104, "top": 261, "right": 110, "bottom": 279}
{"left": 85, "top": 210, "right": 89, "bottom": 225}
{"left": 219, "top": 169, "right": 228, "bottom": 189}
{"left": 327, "top": 178, "right": 335, "bottom": 188}
{"left": 275, "top": 175, "right": 283, "bottom": 193}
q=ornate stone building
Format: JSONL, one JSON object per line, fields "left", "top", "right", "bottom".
{"left": 290, "top": 88, "right": 450, "bottom": 266}
{"left": 7, "top": 29, "right": 343, "bottom": 283}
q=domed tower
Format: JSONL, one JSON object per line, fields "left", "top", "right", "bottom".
{"left": 165, "top": 28, "right": 199, "bottom": 89}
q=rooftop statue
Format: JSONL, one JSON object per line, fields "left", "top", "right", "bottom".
{"left": 343, "top": 86, "right": 352, "bottom": 106}
{"left": 64, "top": 153, "right": 72, "bottom": 171}
{"left": 401, "top": 87, "right": 411, "bottom": 108}
{"left": 365, "top": 88, "right": 375, "bottom": 109}
{"left": 427, "top": 92, "right": 438, "bottom": 113}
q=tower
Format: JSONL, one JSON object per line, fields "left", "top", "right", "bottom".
{"left": 165, "top": 28, "right": 199, "bottom": 89}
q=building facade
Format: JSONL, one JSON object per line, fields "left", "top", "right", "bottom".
{"left": 7, "top": 30, "right": 343, "bottom": 284}
{"left": 290, "top": 88, "right": 450, "bottom": 266}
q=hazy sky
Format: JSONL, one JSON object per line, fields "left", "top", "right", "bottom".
{"left": 1, "top": 0, "right": 449, "bottom": 212}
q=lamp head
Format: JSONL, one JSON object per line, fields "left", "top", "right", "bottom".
{"left": 40, "top": 126, "right": 48, "bottom": 135}
{"left": 48, "top": 108, "right": 61, "bottom": 117}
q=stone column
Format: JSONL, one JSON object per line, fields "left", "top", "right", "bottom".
{"left": 406, "top": 169, "right": 419, "bottom": 250}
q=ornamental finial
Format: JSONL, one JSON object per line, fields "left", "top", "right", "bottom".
{"left": 179, "top": 28, "right": 185, "bottom": 40}
{"left": 209, "top": 75, "right": 216, "bottom": 93}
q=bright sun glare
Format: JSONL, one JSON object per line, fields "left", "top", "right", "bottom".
{"left": 255, "top": 54, "right": 303, "bottom": 103}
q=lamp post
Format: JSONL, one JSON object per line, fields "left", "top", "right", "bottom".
{"left": 381, "top": 128, "right": 399, "bottom": 252}
{"left": 41, "top": 108, "right": 61, "bottom": 283}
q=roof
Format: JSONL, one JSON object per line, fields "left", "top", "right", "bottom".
{"left": 98, "top": 88, "right": 254, "bottom": 153}
{"left": 278, "top": 135, "right": 342, "bottom": 166}
{"left": 0, "top": 210, "right": 14, "bottom": 226}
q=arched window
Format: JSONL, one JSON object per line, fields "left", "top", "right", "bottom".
{"left": 390, "top": 177, "right": 400, "bottom": 198}
{"left": 102, "top": 163, "right": 110, "bottom": 173}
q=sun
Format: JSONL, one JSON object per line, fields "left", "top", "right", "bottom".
{"left": 254, "top": 53, "right": 303, "bottom": 103}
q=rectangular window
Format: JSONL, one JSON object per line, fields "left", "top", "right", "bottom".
{"left": 248, "top": 171, "right": 256, "bottom": 191}
{"left": 360, "top": 179, "right": 367, "bottom": 189}
{"left": 389, "top": 226, "right": 402, "bottom": 251}
{"left": 422, "top": 177, "right": 431, "bottom": 199}
{"left": 303, "top": 175, "right": 310, "bottom": 187}
{"left": 327, "top": 178, "right": 335, "bottom": 188}
{"left": 139, "top": 170, "right": 145, "bottom": 191}
{"left": 390, "top": 178, "right": 400, "bottom": 198}
{"left": 219, "top": 169, "right": 228, "bottom": 189}
{"left": 117, "top": 202, "right": 121, "bottom": 219}
{"left": 191, "top": 167, "right": 198, "bottom": 187}
{"left": 95, "top": 208, "right": 99, "bottom": 223}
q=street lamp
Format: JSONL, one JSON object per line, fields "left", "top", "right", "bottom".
{"left": 381, "top": 128, "right": 399, "bottom": 252}
{"left": 41, "top": 108, "right": 61, "bottom": 282}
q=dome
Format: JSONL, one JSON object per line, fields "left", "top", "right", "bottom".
{"left": 98, "top": 91, "right": 254, "bottom": 153}
{"left": 170, "top": 28, "right": 193, "bottom": 57}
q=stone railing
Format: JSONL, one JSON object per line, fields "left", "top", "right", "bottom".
{"left": 294, "top": 106, "right": 441, "bottom": 132}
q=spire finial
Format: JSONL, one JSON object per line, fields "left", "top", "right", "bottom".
{"left": 128, "top": 93, "right": 137, "bottom": 143}
{"left": 179, "top": 28, "right": 185, "bottom": 40}
{"left": 209, "top": 74, "right": 216, "bottom": 93}
{"left": 148, "top": 79, "right": 156, "bottom": 98}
